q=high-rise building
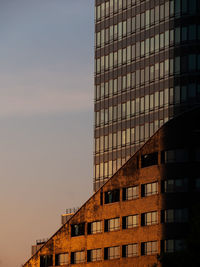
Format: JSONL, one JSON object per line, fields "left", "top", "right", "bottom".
{"left": 94, "top": 0, "right": 200, "bottom": 191}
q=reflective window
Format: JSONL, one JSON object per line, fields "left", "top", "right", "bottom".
{"left": 122, "top": 244, "right": 138, "bottom": 258}
{"left": 105, "top": 218, "right": 120, "bottom": 232}
{"left": 161, "top": 209, "right": 188, "bottom": 223}
{"left": 122, "top": 186, "right": 139, "bottom": 200}
{"left": 162, "top": 178, "right": 188, "bottom": 193}
{"left": 104, "top": 246, "right": 120, "bottom": 260}
{"left": 141, "top": 211, "right": 158, "bottom": 226}
{"left": 71, "top": 251, "right": 85, "bottom": 264}
{"left": 122, "top": 215, "right": 139, "bottom": 229}
{"left": 163, "top": 240, "right": 185, "bottom": 253}
{"left": 87, "top": 249, "right": 101, "bottom": 262}
{"left": 88, "top": 221, "right": 102, "bottom": 234}
{"left": 142, "top": 182, "right": 158, "bottom": 197}
{"left": 55, "top": 253, "right": 69, "bottom": 266}
{"left": 141, "top": 241, "right": 158, "bottom": 255}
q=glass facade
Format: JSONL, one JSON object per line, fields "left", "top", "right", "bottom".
{"left": 94, "top": 0, "right": 200, "bottom": 191}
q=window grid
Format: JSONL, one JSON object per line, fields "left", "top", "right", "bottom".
{"left": 123, "top": 215, "right": 139, "bottom": 229}
{"left": 123, "top": 243, "right": 138, "bottom": 257}
{"left": 123, "top": 186, "right": 139, "bottom": 200}
{"left": 143, "top": 182, "right": 158, "bottom": 197}
{"left": 106, "top": 217, "right": 120, "bottom": 232}
{"left": 73, "top": 251, "right": 85, "bottom": 264}
{"left": 143, "top": 211, "right": 158, "bottom": 226}
{"left": 142, "top": 241, "right": 158, "bottom": 255}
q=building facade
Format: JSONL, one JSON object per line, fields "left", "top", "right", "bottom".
{"left": 23, "top": 107, "right": 200, "bottom": 267}
{"left": 94, "top": 0, "right": 200, "bottom": 191}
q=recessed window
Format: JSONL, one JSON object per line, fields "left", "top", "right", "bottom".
{"left": 122, "top": 243, "right": 138, "bottom": 258}
{"left": 161, "top": 209, "right": 188, "bottom": 223}
{"left": 40, "top": 255, "right": 53, "bottom": 267}
{"left": 71, "top": 251, "right": 85, "bottom": 264}
{"left": 141, "top": 241, "right": 158, "bottom": 255}
{"left": 105, "top": 189, "right": 120, "bottom": 204}
{"left": 162, "top": 149, "right": 188, "bottom": 163}
{"left": 71, "top": 223, "right": 85, "bottom": 237}
{"left": 141, "top": 182, "right": 158, "bottom": 197}
{"left": 141, "top": 211, "right": 158, "bottom": 226}
{"left": 87, "top": 248, "right": 101, "bottom": 262}
{"left": 87, "top": 221, "right": 102, "bottom": 234}
{"left": 162, "top": 178, "right": 188, "bottom": 193}
{"left": 55, "top": 253, "right": 69, "bottom": 266}
{"left": 122, "top": 186, "right": 139, "bottom": 200}
{"left": 104, "top": 246, "right": 120, "bottom": 260}
{"left": 122, "top": 215, "right": 138, "bottom": 229}
{"left": 105, "top": 217, "right": 120, "bottom": 232}
{"left": 161, "top": 239, "right": 185, "bottom": 253}
{"left": 141, "top": 152, "right": 158, "bottom": 168}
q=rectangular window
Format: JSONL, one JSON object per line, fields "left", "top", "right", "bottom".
{"left": 71, "top": 251, "right": 85, "bottom": 264}
{"left": 162, "top": 240, "right": 185, "bottom": 253}
{"left": 141, "top": 211, "right": 158, "bottom": 226}
{"left": 145, "top": 38, "right": 150, "bottom": 55}
{"left": 162, "top": 149, "right": 188, "bottom": 163}
{"left": 150, "top": 65, "right": 154, "bottom": 81}
{"left": 40, "top": 255, "right": 53, "bottom": 267}
{"left": 161, "top": 209, "right": 188, "bottom": 223}
{"left": 145, "top": 10, "right": 150, "bottom": 27}
{"left": 105, "top": 218, "right": 120, "bottom": 232}
{"left": 122, "top": 186, "right": 139, "bottom": 200}
{"left": 122, "top": 244, "right": 138, "bottom": 257}
{"left": 155, "top": 34, "right": 159, "bottom": 50}
{"left": 162, "top": 178, "right": 188, "bottom": 193}
{"left": 141, "top": 41, "right": 145, "bottom": 57}
{"left": 170, "top": 0, "right": 174, "bottom": 16}
{"left": 150, "top": 9, "right": 154, "bottom": 25}
{"left": 71, "top": 223, "right": 85, "bottom": 237}
{"left": 122, "top": 215, "right": 138, "bottom": 229}
{"left": 87, "top": 249, "right": 101, "bottom": 262}
{"left": 141, "top": 152, "right": 158, "bottom": 168}
{"left": 55, "top": 253, "right": 69, "bottom": 266}
{"left": 105, "top": 189, "right": 120, "bottom": 204}
{"left": 141, "top": 182, "right": 158, "bottom": 197}
{"left": 104, "top": 246, "right": 120, "bottom": 260}
{"left": 88, "top": 221, "right": 102, "bottom": 234}
{"left": 141, "top": 241, "right": 158, "bottom": 255}
{"left": 150, "top": 37, "right": 154, "bottom": 53}
{"left": 136, "top": 14, "right": 140, "bottom": 29}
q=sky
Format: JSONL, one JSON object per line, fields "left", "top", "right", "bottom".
{"left": 0, "top": 1, "right": 94, "bottom": 266}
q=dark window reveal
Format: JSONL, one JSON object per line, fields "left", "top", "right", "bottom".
{"left": 71, "top": 223, "right": 85, "bottom": 237}
{"left": 40, "top": 255, "right": 53, "bottom": 267}
{"left": 141, "top": 152, "right": 158, "bottom": 168}
{"left": 105, "top": 189, "right": 120, "bottom": 204}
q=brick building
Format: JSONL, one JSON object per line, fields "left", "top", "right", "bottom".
{"left": 23, "top": 107, "right": 200, "bottom": 267}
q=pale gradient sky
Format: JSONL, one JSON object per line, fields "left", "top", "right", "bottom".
{"left": 0, "top": 1, "right": 94, "bottom": 266}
